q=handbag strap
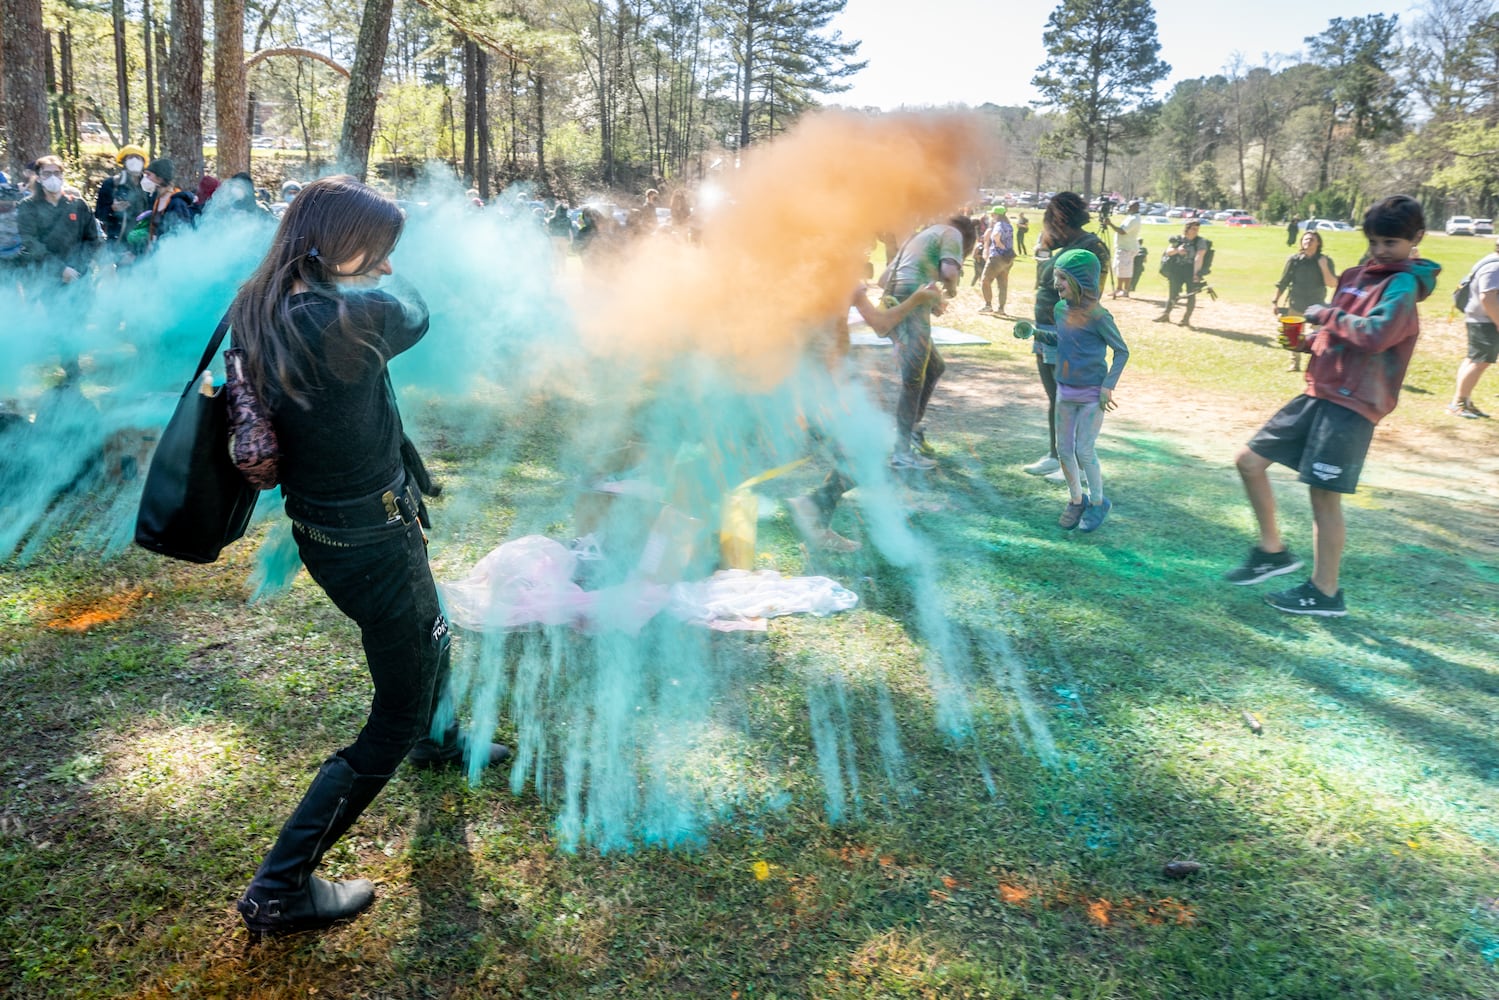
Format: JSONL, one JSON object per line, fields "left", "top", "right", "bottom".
{"left": 181, "top": 312, "right": 234, "bottom": 397}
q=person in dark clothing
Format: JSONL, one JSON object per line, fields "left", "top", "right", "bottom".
{"left": 93, "top": 143, "right": 150, "bottom": 242}
{"left": 1287, "top": 216, "right": 1300, "bottom": 246}
{"left": 122, "top": 158, "right": 196, "bottom": 257}
{"left": 1272, "top": 230, "right": 1337, "bottom": 372}
{"left": 1015, "top": 212, "right": 1030, "bottom": 256}
{"left": 230, "top": 176, "right": 509, "bottom": 940}
{"left": 1021, "top": 192, "right": 1107, "bottom": 478}
{"left": 1155, "top": 219, "right": 1211, "bottom": 328}
{"left": 18, "top": 155, "right": 100, "bottom": 285}
{"left": 17, "top": 155, "right": 101, "bottom": 380}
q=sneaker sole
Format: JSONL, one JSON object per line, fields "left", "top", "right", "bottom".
{"left": 1227, "top": 559, "right": 1304, "bottom": 586}
{"left": 1265, "top": 598, "right": 1347, "bottom": 617}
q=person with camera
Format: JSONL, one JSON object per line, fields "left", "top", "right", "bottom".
{"left": 1155, "top": 218, "right": 1210, "bottom": 328}
{"left": 1102, "top": 199, "right": 1141, "bottom": 299}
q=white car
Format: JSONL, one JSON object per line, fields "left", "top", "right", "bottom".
{"left": 1447, "top": 215, "right": 1476, "bottom": 236}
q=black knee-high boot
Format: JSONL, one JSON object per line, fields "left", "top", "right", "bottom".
{"left": 237, "top": 754, "right": 392, "bottom": 937}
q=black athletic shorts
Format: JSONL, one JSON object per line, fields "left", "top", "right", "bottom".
{"left": 1247, "top": 394, "right": 1376, "bottom": 495}
{"left": 1467, "top": 321, "right": 1499, "bottom": 364}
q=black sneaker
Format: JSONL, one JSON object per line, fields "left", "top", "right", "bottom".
{"left": 1265, "top": 580, "right": 1347, "bottom": 617}
{"left": 1224, "top": 546, "right": 1303, "bottom": 585}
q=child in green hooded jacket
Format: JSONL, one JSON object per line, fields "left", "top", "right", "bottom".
{"left": 1021, "top": 247, "right": 1130, "bottom": 532}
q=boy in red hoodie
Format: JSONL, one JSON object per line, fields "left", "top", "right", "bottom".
{"left": 1225, "top": 195, "right": 1441, "bottom": 617}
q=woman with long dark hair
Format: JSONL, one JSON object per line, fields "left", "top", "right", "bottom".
{"left": 1022, "top": 193, "right": 1108, "bottom": 477}
{"left": 232, "top": 176, "right": 506, "bottom": 938}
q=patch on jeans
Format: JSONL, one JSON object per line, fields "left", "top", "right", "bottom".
{"left": 1311, "top": 462, "right": 1343, "bottom": 481}
{"left": 431, "top": 614, "right": 449, "bottom": 642}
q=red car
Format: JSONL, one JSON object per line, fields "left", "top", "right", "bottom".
{"left": 1225, "top": 215, "right": 1258, "bottom": 227}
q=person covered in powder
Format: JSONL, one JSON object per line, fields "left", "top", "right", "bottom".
{"left": 1021, "top": 193, "right": 1108, "bottom": 480}
{"left": 229, "top": 176, "right": 511, "bottom": 938}
{"left": 1226, "top": 195, "right": 1440, "bottom": 617}
{"left": 786, "top": 279, "right": 945, "bottom": 550}
{"left": 1018, "top": 248, "right": 1128, "bottom": 532}
{"left": 17, "top": 155, "right": 101, "bottom": 382}
{"left": 881, "top": 214, "right": 977, "bottom": 470}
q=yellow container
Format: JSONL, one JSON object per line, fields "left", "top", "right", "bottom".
{"left": 719, "top": 489, "right": 758, "bottom": 570}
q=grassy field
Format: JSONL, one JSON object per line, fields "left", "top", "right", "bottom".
{"left": 1, "top": 226, "right": 1497, "bottom": 999}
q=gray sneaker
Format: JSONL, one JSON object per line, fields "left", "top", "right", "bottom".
{"left": 1078, "top": 497, "right": 1111, "bottom": 532}
{"left": 1224, "top": 546, "right": 1303, "bottom": 585}
{"left": 1023, "top": 454, "right": 1060, "bottom": 475}
{"left": 890, "top": 450, "right": 937, "bottom": 471}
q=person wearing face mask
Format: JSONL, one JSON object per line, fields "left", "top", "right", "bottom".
{"left": 17, "top": 155, "right": 101, "bottom": 382}
{"left": 123, "top": 158, "right": 196, "bottom": 256}
{"left": 18, "top": 155, "right": 101, "bottom": 287}
{"left": 94, "top": 144, "right": 150, "bottom": 243}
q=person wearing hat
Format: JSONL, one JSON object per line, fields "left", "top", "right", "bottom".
{"left": 1103, "top": 199, "right": 1142, "bottom": 298}
{"left": 94, "top": 144, "right": 150, "bottom": 242}
{"left": 978, "top": 204, "right": 1016, "bottom": 314}
{"left": 272, "top": 179, "right": 302, "bottom": 218}
{"left": 1017, "top": 246, "right": 1128, "bottom": 532}
{"left": 122, "top": 158, "right": 196, "bottom": 257}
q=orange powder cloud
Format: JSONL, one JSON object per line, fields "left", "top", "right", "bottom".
{"left": 573, "top": 110, "right": 987, "bottom": 384}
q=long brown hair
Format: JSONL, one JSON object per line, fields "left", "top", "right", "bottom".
{"left": 228, "top": 175, "right": 404, "bottom": 409}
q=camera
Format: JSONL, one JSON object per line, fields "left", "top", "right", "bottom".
{"left": 1168, "top": 234, "right": 1185, "bottom": 247}
{"left": 1097, "top": 198, "right": 1114, "bottom": 223}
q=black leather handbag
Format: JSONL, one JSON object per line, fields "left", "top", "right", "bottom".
{"left": 135, "top": 313, "right": 259, "bottom": 563}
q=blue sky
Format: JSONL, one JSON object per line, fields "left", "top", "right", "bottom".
{"left": 826, "top": 0, "right": 1416, "bottom": 110}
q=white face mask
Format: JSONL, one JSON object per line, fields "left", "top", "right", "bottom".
{"left": 124, "top": 157, "right": 144, "bottom": 174}
{"left": 141, "top": 176, "right": 158, "bottom": 195}
{"left": 41, "top": 175, "right": 64, "bottom": 194}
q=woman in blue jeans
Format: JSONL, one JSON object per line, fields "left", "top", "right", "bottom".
{"left": 229, "top": 176, "right": 506, "bottom": 938}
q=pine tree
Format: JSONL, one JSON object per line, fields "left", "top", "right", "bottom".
{"left": 1031, "top": 0, "right": 1169, "bottom": 198}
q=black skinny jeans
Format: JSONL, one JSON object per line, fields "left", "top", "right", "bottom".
{"left": 292, "top": 512, "right": 450, "bottom": 777}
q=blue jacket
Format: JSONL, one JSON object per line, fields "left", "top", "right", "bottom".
{"left": 1046, "top": 300, "right": 1130, "bottom": 389}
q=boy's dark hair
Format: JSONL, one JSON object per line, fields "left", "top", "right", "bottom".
{"left": 1362, "top": 195, "right": 1425, "bottom": 240}
{"left": 949, "top": 214, "right": 978, "bottom": 258}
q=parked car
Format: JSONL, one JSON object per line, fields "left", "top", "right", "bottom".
{"left": 1301, "top": 218, "right": 1345, "bottom": 232}
{"left": 1476, "top": 218, "right": 1494, "bottom": 236}
{"left": 1447, "top": 215, "right": 1476, "bottom": 236}
{"left": 1226, "top": 215, "right": 1259, "bottom": 227}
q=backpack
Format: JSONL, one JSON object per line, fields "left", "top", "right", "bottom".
{"left": 1199, "top": 240, "right": 1214, "bottom": 277}
{"left": 1454, "top": 254, "right": 1499, "bottom": 311}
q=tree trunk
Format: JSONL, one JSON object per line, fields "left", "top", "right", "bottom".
{"left": 338, "top": 0, "right": 396, "bottom": 180}
{"left": 163, "top": 0, "right": 205, "bottom": 187}
{"left": 534, "top": 72, "right": 546, "bottom": 183}
{"left": 476, "top": 47, "right": 490, "bottom": 200}
{"left": 112, "top": 0, "right": 130, "bottom": 140}
{"left": 63, "top": 24, "right": 81, "bottom": 158}
{"left": 214, "top": 0, "right": 248, "bottom": 176}
{"left": 462, "top": 38, "right": 475, "bottom": 186}
{"left": 1081, "top": 132, "right": 1096, "bottom": 201}
{"left": 143, "top": 0, "right": 157, "bottom": 155}
{"left": 0, "top": 0, "right": 49, "bottom": 173}
{"left": 737, "top": 12, "right": 754, "bottom": 151}
{"left": 45, "top": 30, "right": 61, "bottom": 152}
